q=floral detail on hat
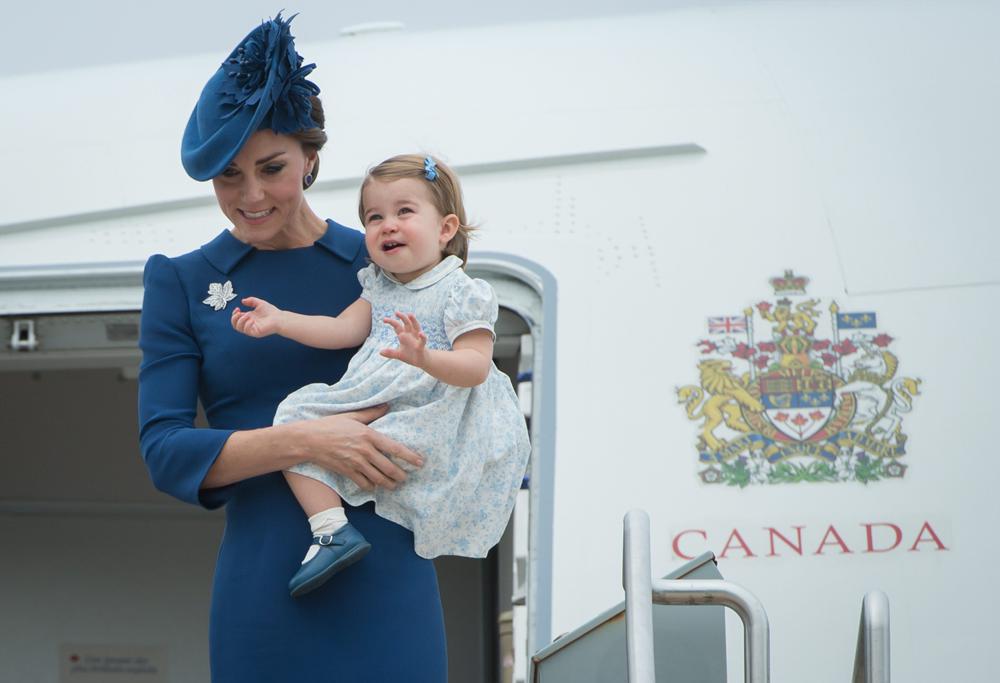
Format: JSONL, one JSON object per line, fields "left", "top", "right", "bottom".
{"left": 203, "top": 281, "right": 237, "bottom": 311}
{"left": 219, "top": 12, "right": 320, "bottom": 134}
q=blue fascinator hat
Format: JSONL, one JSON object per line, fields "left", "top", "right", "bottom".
{"left": 181, "top": 12, "right": 321, "bottom": 181}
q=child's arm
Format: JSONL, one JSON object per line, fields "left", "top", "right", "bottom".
{"left": 231, "top": 296, "right": 372, "bottom": 350}
{"left": 380, "top": 312, "right": 492, "bottom": 388}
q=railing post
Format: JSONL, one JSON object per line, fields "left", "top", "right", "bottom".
{"left": 852, "top": 590, "right": 890, "bottom": 683}
{"left": 623, "top": 509, "right": 656, "bottom": 683}
{"left": 623, "top": 509, "right": 770, "bottom": 683}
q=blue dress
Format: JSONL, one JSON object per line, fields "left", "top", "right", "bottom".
{"left": 138, "top": 221, "right": 447, "bottom": 682}
{"left": 279, "top": 256, "right": 530, "bottom": 559}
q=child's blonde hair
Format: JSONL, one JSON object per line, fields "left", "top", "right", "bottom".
{"left": 359, "top": 154, "right": 476, "bottom": 265}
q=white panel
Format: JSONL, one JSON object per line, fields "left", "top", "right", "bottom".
{"left": 733, "top": 1, "right": 1000, "bottom": 292}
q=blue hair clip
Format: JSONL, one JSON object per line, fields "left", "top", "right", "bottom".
{"left": 424, "top": 157, "right": 438, "bottom": 181}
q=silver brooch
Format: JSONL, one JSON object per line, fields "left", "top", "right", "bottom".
{"left": 202, "top": 281, "right": 237, "bottom": 311}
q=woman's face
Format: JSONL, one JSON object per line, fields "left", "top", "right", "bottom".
{"left": 211, "top": 130, "right": 317, "bottom": 248}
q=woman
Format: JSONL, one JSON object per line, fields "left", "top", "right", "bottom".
{"left": 137, "top": 14, "right": 447, "bottom": 681}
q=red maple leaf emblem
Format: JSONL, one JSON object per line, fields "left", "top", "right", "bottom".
{"left": 773, "top": 412, "right": 789, "bottom": 422}
{"left": 809, "top": 410, "right": 825, "bottom": 420}
{"left": 697, "top": 339, "right": 717, "bottom": 354}
{"left": 873, "top": 333, "right": 894, "bottom": 347}
{"left": 758, "top": 341, "right": 777, "bottom": 353}
{"left": 733, "top": 343, "right": 756, "bottom": 359}
{"left": 754, "top": 355, "right": 770, "bottom": 369}
{"left": 791, "top": 414, "right": 809, "bottom": 426}
{"left": 812, "top": 339, "right": 831, "bottom": 350}
{"left": 821, "top": 353, "right": 838, "bottom": 367}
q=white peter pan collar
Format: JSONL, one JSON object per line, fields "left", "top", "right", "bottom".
{"left": 381, "top": 255, "right": 463, "bottom": 290}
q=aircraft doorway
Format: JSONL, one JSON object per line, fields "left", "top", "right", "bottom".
{"left": 435, "top": 301, "right": 531, "bottom": 682}
{"left": 0, "top": 270, "right": 546, "bottom": 683}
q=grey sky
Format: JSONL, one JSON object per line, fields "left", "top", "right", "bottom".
{"left": 6, "top": 0, "right": 713, "bottom": 77}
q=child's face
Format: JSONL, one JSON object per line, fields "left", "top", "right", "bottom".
{"left": 361, "top": 178, "right": 458, "bottom": 283}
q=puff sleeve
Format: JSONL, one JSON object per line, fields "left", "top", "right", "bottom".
{"left": 443, "top": 277, "right": 498, "bottom": 345}
{"left": 138, "top": 255, "right": 236, "bottom": 509}
{"left": 356, "top": 263, "right": 379, "bottom": 303}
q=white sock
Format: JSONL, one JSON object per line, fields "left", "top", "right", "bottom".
{"left": 302, "top": 507, "right": 348, "bottom": 564}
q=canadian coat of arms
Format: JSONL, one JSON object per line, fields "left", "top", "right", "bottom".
{"left": 677, "top": 271, "right": 921, "bottom": 486}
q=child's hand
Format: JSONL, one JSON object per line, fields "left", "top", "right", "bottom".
{"left": 231, "top": 297, "right": 284, "bottom": 338}
{"left": 380, "top": 312, "right": 430, "bottom": 369}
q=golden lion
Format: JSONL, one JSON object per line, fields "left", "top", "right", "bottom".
{"left": 677, "top": 359, "right": 766, "bottom": 452}
{"left": 759, "top": 298, "right": 821, "bottom": 337}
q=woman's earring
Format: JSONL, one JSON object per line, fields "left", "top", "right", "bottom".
{"left": 304, "top": 173, "right": 314, "bottom": 188}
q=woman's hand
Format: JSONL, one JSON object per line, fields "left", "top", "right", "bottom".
{"left": 380, "top": 312, "right": 430, "bottom": 369}
{"left": 232, "top": 296, "right": 284, "bottom": 337}
{"left": 294, "top": 405, "right": 424, "bottom": 491}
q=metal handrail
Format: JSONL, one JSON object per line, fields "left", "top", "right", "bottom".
{"left": 649, "top": 579, "right": 770, "bottom": 683}
{"left": 623, "top": 509, "right": 771, "bottom": 683}
{"left": 852, "top": 590, "right": 890, "bottom": 683}
{"left": 623, "top": 509, "right": 656, "bottom": 682}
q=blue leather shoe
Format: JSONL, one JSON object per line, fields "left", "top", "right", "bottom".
{"left": 288, "top": 523, "right": 371, "bottom": 598}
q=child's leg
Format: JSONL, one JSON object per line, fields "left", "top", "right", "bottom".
{"left": 285, "top": 471, "right": 349, "bottom": 562}
{"left": 284, "top": 471, "right": 371, "bottom": 598}
{"left": 285, "top": 471, "right": 343, "bottom": 516}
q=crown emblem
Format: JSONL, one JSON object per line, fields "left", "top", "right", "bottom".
{"left": 769, "top": 270, "right": 809, "bottom": 296}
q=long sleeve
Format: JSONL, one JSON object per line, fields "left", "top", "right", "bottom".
{"left": 138, "top": 254, "right": 235, "bottom": 508}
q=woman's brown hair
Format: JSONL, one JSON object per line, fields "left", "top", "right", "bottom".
{"left": 289, "top": 96, "right": 328, "bottom": 189}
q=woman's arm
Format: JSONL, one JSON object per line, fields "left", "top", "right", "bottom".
{"left": 200, "top": 406, "right": 423, "bottom": 491}
{"left": 380, "top": 312, "right": 493, "bottom": 388}
{"left": 140, "top": 255, "right": 241, "bottom": 507}
{"left": 139, "top": 256, "right": 418, "bottom": 508}
{"left": 232, "top": 296, "right": 372, "bottom": 350}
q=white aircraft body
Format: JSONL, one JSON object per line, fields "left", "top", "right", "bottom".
{"left": 1, "top": 2, "right": 997, "bottom": 681}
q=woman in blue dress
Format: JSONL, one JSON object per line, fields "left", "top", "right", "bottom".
{"left": 137, "top": 14, "right": 447, "bottom": 681}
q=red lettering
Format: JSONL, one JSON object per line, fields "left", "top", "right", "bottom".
{"left": 672, "top": 529, "right": 707, "bottom": 560}
{"left": 720, "top": 529, "right": 756, "bottom": 558}
{"left": 862, "top": 523, "right": 902, "bottom": 553}
{"left": 765, "top": 526, "right": 804, "bottom": 556}
{"left": 909, "top": 521, "right": 949, "bottom": 551}
{"left": 814, "top": 525, "right": 853, "bottom": 554}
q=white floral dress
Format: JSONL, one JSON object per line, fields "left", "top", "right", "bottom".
{"left": 275, "top": 256, "right": 530, "bottom": 559}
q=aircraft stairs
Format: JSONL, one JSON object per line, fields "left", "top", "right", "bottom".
{"left": 529, "top": 510, "right": 889, "bottom": 683}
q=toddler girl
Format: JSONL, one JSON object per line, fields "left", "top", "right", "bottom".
{"left": 231, "top": 154, "right": 530, "bottom": 597}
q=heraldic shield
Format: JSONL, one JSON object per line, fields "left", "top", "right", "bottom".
{"left": 754, "top": 366, "right": 843, "bottom": 442}
{"left": 677, "top": 271, "right": 921, "bottom": 486}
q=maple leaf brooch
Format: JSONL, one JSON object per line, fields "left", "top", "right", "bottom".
{"left": 203, "top": 281, "right": 237, "bottom": 311}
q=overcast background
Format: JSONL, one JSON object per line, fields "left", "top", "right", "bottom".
{"left": 4, "top": 0, "right": 722, "bottom": 77}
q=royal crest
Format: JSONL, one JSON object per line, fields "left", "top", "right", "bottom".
{"left": 677, "top": 271, "right": 921, "bottom": 486}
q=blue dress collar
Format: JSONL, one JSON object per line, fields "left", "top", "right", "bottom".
{"left": 200, "top": 220, "right": 361, "bottom": 273}
{"left": 380, "top": 255, "right": 463, "bottom": 290}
